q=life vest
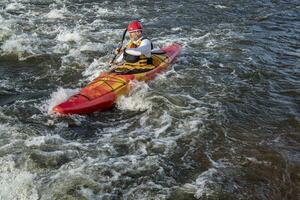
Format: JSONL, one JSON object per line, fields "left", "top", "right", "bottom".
{"left": 123, "top": 38, "right": 154, "bottom": 68}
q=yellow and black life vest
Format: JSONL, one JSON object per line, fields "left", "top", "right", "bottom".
{"left": 111, "top": 38, "right": 157, "bottom": 74}
{"left": 123, "top": 38, "right": 154, "bottom": 67}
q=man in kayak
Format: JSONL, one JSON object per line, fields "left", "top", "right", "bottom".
{"left": 110, "top": 20, "right": 155, "bottom": 73}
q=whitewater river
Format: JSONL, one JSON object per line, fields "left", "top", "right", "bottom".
{"left": 0, "top": 0, "right": 299, "bottom": 199}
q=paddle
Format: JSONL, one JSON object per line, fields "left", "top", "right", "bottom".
{"left": 109, "top": 28, "right": 127, "bottom": 67}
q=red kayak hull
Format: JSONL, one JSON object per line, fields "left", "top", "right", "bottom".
{"left": 52, "top": 43, "right": 181, "bottom": 115}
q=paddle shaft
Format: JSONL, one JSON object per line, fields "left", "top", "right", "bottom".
{"left": 110, "top": 28, "right": 127, "bottom": 65}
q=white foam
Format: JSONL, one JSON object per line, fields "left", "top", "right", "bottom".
{"left": 0, "top": 123, "right": 12, "bottom": 136}
{"left": 45, "top": 8, "right": 66, "bottom": 19}
{"left": 78, "top": 187, "right": 95, "bottom": 199}
{"left": 192, "top": 33, "right": 211, "bottom": 44}
{"left": 0, "top": 79, "right": 11, "bottom": 90}
{"left": 61, "top": 48, "right": 88, "bottom": 67}
{"left": 80, "top": 42, "right": 106, "bottom": 52}
{"left": 102, "top": 122, "right": 133, "bottom": 134}
{"left": 24, "top": 134, "right": 64, "bottom": 147}
{"left": 213, "top": 5, "right": 228, "bottom": 9}
{"left": 5, "top": 2, "right": 25, "bottom": 11}
{"left": 80, "top": 43, "right": 108, "bottom": 78}
{"left": 0, "top": 21, "right": 14, "bottom": 41}
{"left": 56, "top": 30, "right": 82, "bottom": 43}
{"left": 181, "top": 168, "right": 217, "bottom": 199}
{"left": 153, "top": 111, "right": 172, "bottom": 138}
{"left": 154, "top": 34, "right": 191, "bottom": 49}
{"left": 41, "top": 87, "right": 79, "bottom": 114}
{"left": 205, "top": 39, "right": 217, "bottom": 48}
{"left": 124, "top": 181, "right": 166, "bottom": 199}
{"left": 94, "top": 5, "right": 127, "bottom": 18}
{"left": 0, "top": 156, "right": 38, "bottom": 200}
{"left": 116, "top": 81, "right": 152, "bottom": 111}
{"left": 51, "top": 39, "right": 69, "bottom": 53}
{"left": 82, "top": 58, "right": 108, "bottom": 81}
{"left": 1, "top": 33, "right": 39, "bottom": 59}
{"left": 171, "top": 27, "right": 183, "bottom": 31}
{"left": 96, "top": 7, "right": 115, "bottom": 16}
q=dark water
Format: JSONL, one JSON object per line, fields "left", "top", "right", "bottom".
{"left": 0, "top": 0, "right": 299, "bottom": 199}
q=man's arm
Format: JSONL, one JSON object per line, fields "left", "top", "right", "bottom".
{"left": 125, "top": 39, "right": 152, "bottom": 57}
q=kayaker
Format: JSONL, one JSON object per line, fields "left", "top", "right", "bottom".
{"left": 110, "top": 20, "right": 155, "bottom": 73}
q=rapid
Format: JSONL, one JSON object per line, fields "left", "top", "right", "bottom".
{"left": 0, "top": 0, "right": 299, "bottom": 199}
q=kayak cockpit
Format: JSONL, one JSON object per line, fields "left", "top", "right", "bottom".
{"left": 110, "top": 53, "right": 169, "bottom": 74}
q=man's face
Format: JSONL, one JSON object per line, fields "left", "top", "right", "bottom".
{"left": 129, "top": 31, "right": 142, "bottom": 42}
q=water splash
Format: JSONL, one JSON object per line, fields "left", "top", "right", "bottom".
{"left": 0, "top": 156, "right": 38, "bottom": 200}
{"left": 41, "top": 87, "right": 79, "bottom": 114}
{"left": 116, "top": 81, "right": 153, "bottom": 111}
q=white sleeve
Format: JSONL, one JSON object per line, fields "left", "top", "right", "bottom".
{"left": 115, "top": 52, "right": 124, "bottom": 63}
{"left": 125, "top": 39, "right": 152, "bottom": 58}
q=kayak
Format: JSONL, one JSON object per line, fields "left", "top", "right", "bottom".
{"left": 52, "top": 43, "right": 180, "bottom": 115}
{"left": 52, "top": 43, "right": 181, "bottom": 115}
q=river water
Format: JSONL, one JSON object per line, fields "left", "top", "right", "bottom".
{"left": 0, "top": 0, "right": 299, "bottom": 199}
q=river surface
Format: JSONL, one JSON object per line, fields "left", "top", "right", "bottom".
{"left": 0, "top": 0, "right": 299, "bottom": 199}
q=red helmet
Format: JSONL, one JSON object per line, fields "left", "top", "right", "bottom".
{"left": 127, "top": 20, "right": 143, "bottom": 33}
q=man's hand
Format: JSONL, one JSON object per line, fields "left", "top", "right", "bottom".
{"left": 108, "top": 59, "right": 114, "bottom": 65}
{"left": 109, "top": 47, "right": 123, "bottom": 66}
{"left": 114, "top": 47, "right": 122, "bottom": 55}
